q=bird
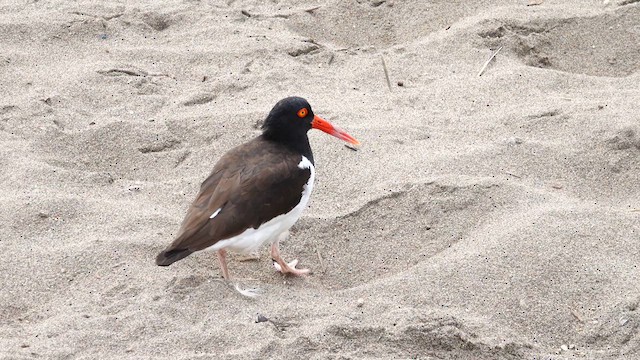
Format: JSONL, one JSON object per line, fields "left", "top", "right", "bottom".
{"left": 155, "top": 96, "right": 359, "bottom": 280}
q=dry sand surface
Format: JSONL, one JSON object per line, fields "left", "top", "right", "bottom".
{"left": 2, "top": 0, "right": 640, "bottom": 358}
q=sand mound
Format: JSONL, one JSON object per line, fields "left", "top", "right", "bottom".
{"left": 477, "top": 5, "right": 640, "bottom": 76}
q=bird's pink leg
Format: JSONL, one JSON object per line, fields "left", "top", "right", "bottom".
{"left": 270, "top": 240, "right": 310, "bottom": 276}
{"left": 217, "top": 249, "right": 230, "bottom": 280}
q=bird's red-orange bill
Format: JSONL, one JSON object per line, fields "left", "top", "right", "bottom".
{"left": 312, "top": 115, "right": 360, "bottom": 146}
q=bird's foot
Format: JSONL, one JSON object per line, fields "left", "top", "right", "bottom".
{"left": 272, "top": 258, "right": 310, "bottom": 276}
{"left": 270, "top": 239, "right": 310, "bottom": 276}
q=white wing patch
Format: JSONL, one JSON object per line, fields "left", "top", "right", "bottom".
{"left": 298, "top": 156, "right": 313, "bottom": 170}
{"left": 209, "top": 208, "right": 222, "bottom": 219}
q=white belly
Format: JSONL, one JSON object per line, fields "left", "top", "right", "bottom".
{"left": 206, "top": 156, "right": 315, "bottom": 254}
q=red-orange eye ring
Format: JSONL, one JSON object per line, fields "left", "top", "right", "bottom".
{"left": 297, "top": 108, "right": 308, "bottom": 118}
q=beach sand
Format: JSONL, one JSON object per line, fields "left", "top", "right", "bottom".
{"left": 1, "top": 0, "right": 640, "bottom": 358}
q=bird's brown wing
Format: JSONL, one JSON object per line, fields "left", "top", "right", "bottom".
{"left": 162, "top": 138, "right": 311, "bottom": 253}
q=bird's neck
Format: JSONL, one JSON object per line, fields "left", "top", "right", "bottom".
{"left": 261, "top": 131, "right": 314, "bottom": 164}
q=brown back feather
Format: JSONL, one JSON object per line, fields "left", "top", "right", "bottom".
{"left": 162, "top": 135, "right": 311, "bottom": 253}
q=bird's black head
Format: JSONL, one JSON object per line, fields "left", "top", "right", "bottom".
{"left": 260, "top": 96, "right": 360, "bottom": 159}
{"left": 261, "top": 96, "right": 315, "bottom": 142}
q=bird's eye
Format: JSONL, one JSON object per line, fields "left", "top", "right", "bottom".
{"left": 297, "top": 108, "right": 308, "bottom": 118}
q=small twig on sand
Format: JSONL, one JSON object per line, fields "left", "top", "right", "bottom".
{"left": 70, "top": 11, "right": 124, "bottom": 20}
{"left": 570, "top": 308, "right": 585, "bottom": 323}
{"left": 381, "top": 55, "right": 392, "bottom": 92}
{"left": 304, "top": 6, "right": 322, "bottom": 13}
{"left": 477, "top": 46, "right": 503, "bottom": 77}
{"left": 328, "top": 53, "right": 335, "bottom": 65}
{"left": 527, "top": 0, "right": 544, "bottom": 6}
{"left": 316, "top": 246, "right": 326, "bottom": 272}
{"left": 344, "top": 143, "right": 359, "bottom": 151}
{"left": 505, "top": 171, "right": 521, "bottom": 178}
{"left": 97, "top": 68, "right": 175, "bottom": 80}
{"left": 255, "top": 313, "right": 291, "bottom": 331}
{"left": 98, "top": 68, "right": 147, "bottom": 77}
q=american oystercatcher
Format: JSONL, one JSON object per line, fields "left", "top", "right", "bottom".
{"left": 156, "top": 97, "right": 359, "bottom": 280}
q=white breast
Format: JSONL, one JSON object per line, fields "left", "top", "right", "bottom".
{"left": 206, "top": 156, "right": 315, "bottom": 254}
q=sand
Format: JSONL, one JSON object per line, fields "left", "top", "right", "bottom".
{"left": 1, "top": 0, "right": 640, "bottom": 358}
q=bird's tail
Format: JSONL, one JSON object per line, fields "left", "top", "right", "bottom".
{"left": 155, "top": 248, "right": 194, "bottom": 266}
